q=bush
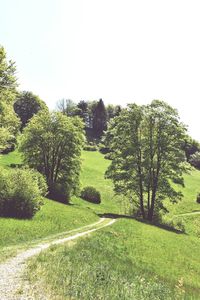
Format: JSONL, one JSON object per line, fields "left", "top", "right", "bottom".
{"left": 10, "top": 163, "right": 23, "bottom": 168}
{"left": 104, "top": 153, "right": 113, "bottom": 160}
{"left": 81, "top": 186, "right": 101, "bottom": 204}
{"left": 99, "top": 146, "right": 110, "bottom": 154}
{"left": 189, "top": 151, "right": 200, "bottom": 169}
{"left": 0, "top": 168, "right": 47, "bottom": 219}
{"left": 196, "top": 193, "right": 200, "bottom": 203}
{"left": 83, "top": 145, "right": 98, "bottom": 151}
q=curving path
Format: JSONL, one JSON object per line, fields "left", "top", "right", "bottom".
{"left": 0, "top": 217, "right": 116, "bottom": 300}
{"left": 175, "top": 211, "right": 200, "bottom": 217}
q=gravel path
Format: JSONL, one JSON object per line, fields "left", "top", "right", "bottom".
{"left": 0, "top": 218, "right": 116, "bottom": 300}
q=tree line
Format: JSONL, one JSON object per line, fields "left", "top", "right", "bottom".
{"left": 56, "top": 98, "right": 121, "bottom": 140}
{"left": 1, "top": 44, "right": 200, "bottom": 223}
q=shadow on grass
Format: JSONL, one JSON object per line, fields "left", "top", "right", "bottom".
{"left": 98, "top": 213, "right": 186, "bottom": 235}
{"left": 98, "top": 213, "right": 135, "bottom": 219}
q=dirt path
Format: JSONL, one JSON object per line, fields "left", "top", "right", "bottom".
{"left": 176, "top": 211, "right": 200, "bottom": 217}
{"left": 0, "top": 218, "right": 116, "bottom": 300}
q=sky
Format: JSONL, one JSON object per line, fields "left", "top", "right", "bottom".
{"left": 1, "top": 0, "right": 200, "bottom": 140}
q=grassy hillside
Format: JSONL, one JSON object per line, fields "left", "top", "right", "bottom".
{"left": 0, "top": 150, "right": 120, "bottom": 261}
{"left": 1, "top": 150, "right": 200, "bottom": 298}
{"left": 27, "top": 217, "right": 200, "bottom": 299}
{"left": 166, "top": 169, "right": 200, "bottom": 216}
{"left": 23, "top": 152, "right": 200, "bottom": 299}
{"left": 0, "top": 149, "right": 22, "bottom": 167}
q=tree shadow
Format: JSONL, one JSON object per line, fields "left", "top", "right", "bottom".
{"left": 97, "top": 213, "right": 135, "bottom": 219}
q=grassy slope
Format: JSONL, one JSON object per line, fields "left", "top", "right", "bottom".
{"left": 0, "top": 150, "right": 122, "bottom": 261}
{"left": 73, "top": 151, "right": 121, "bottom": 214}
{"left": 0, "top": 151, "right": 114, "bottom": 259}
{"left": 0, "top": 149, "right": 22, "bottom": 167}
{"left": 166, "top": 169, "right": 200, "bottom": 215}
{"left": 165, "top": 169, "right": 200, "bottom": 237}
{"left": 2, "top": 150, "right": 200, "bottom": 298}
{"left": 27, "top": 218, "right": 200, "bottom": 299}
{"left": 26, "top": 154, "right": 200, "bottom": 299}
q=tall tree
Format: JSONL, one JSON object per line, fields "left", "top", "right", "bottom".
{"left": 92, "top": 99, "right": 107, "bottom": 138}
{"left": 182, "top": 135, "right": 200, "bottom": 162}
{"left": 0, "top": 46, "right": 20, "bottom": 152}
{"left": 106, "top": 104, "right": 121, "bottom": 121}
{"left": 56, "top": 99, "right": 77, "bottom": 116}
{"left": 106, "top": 100, "right": 186, "bottom": 221}
{"left": 77, "top": 100, "right": 89, "bottom": 127}
{"left": 20, "top": 111, "right": 84, "bottom": 203}
{"left": 14, "top": 91, "right": 48, "bottom": 130}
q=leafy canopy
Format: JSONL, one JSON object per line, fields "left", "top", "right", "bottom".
{"left": 106, "top": 100, "right": 186, "bottom": 221}
{"left": 0, "top": 46, "right": 20, "bottom": 151}
{"left": 20, "top": 111, "right": 85, "bottom": 203}
{"left": 14, "top": 91, "right": 48, "bottom": 130}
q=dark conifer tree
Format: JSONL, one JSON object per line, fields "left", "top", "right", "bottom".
{"left": 92, "top": 99, "right": 107, "bottom": 138}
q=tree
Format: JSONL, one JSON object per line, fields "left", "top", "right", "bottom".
{"left": 77, "top": 100, "right": 89, "bottom": 127}
{"left": 0, "top": 46, "right": 20, "bottom": 152}
{"left": 105, "top": 100, "right": 186, "bottom": 221}
{"left": 20, "top": 111, "right": 85, "bottom": 203}
{"left": 189, "top": 151, "right": 200, "bottom": 169}
{"left": 106, "top": 104, "right": 121, "bottom": 121}
{"left": 14, "top": 91, "right": 48, "bottom": 130}
{"left": 56, "top": 99, "right": 77, "bottom": 116}
{"left": 92, "top": 99, "right": 107, "bottom": 138}
{"left": 182, "top": 135, "right": 200, "bottom": 162}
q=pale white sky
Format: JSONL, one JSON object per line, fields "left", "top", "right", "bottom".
{"left": 1, "top": 0, "right": 200, "bottom": 140}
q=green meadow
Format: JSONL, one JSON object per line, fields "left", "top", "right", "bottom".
{"left": 1, "top": 150, "right": 200, "bottom": 298}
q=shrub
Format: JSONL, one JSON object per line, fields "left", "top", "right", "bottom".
{"left": 0, "top": 168, "right": 47, "bottom": 219}
{"left": 196, "top": 193, "right": 200, "bottom": 203}
{"left": 99, "top": 146, "right": 110, "bottom": 154}
{"left": 10, "top": 163, "right": 23, "bottom": 168}
{"left": 189, "top": 151, "right": 200, "bottom": 169}
{"left": 83, "top": 145, "right": 98, "bottom": 151}
{"left": 104, "top": 153, "right": 113, "bottom": 160}
{"left": 81, "top": 186, "right": 101, "bottom": 204}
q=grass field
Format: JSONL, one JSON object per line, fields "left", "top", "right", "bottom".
{"left": 0, "top": 149, "right": 22, "bottom": 168}
{"left": 1, "top": 150, "right": 200, "bottom": 298}
{"left": 0, "top": 150, "right": 120, "bottom": 261}
{"left": 166, "top": 169, "right": 200, "bottom": 216}
{"left": 27, "top": 218, "right": 200, "bottom": 299}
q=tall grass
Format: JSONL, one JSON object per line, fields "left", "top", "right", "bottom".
{"left": 27, "top": 218, "right": 200, "bottom": 299}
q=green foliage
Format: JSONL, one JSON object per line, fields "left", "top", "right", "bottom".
{"left": 0, "top": 167, "right": 47, "bottom": 219}
{"left": 83, "top": 144, "right": 98, "bottom": 151}
{"left": 14, "top": 91, "right": 48, "bottom": 130}
{"left": 189, "top": 151, "right": 200, "bottom": 169}
{"left": 20, "top": 111, "right": 85, "bottom": 203}
{"left": 81, "top": 186, "right": 101, "bottom": 204}
{"left": 106, "top": 100, "right": 186, "bottom": 221}
{"left": 182, "top": 135, "right": 200, "bottom": 162}
{"left": 106, "top": 104, "right": 121, "bottom": 121}
{"left": 0, "top": 46, "right": 20, "bottom": 152}
{"left": 56, "top": 98, "right": 77, "bottom": 116}
{"left": 104, "top": 152, "right": 113, "bottom": 160}
{"left": 92, "top": 99, "right": 107, "bottom": 138}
